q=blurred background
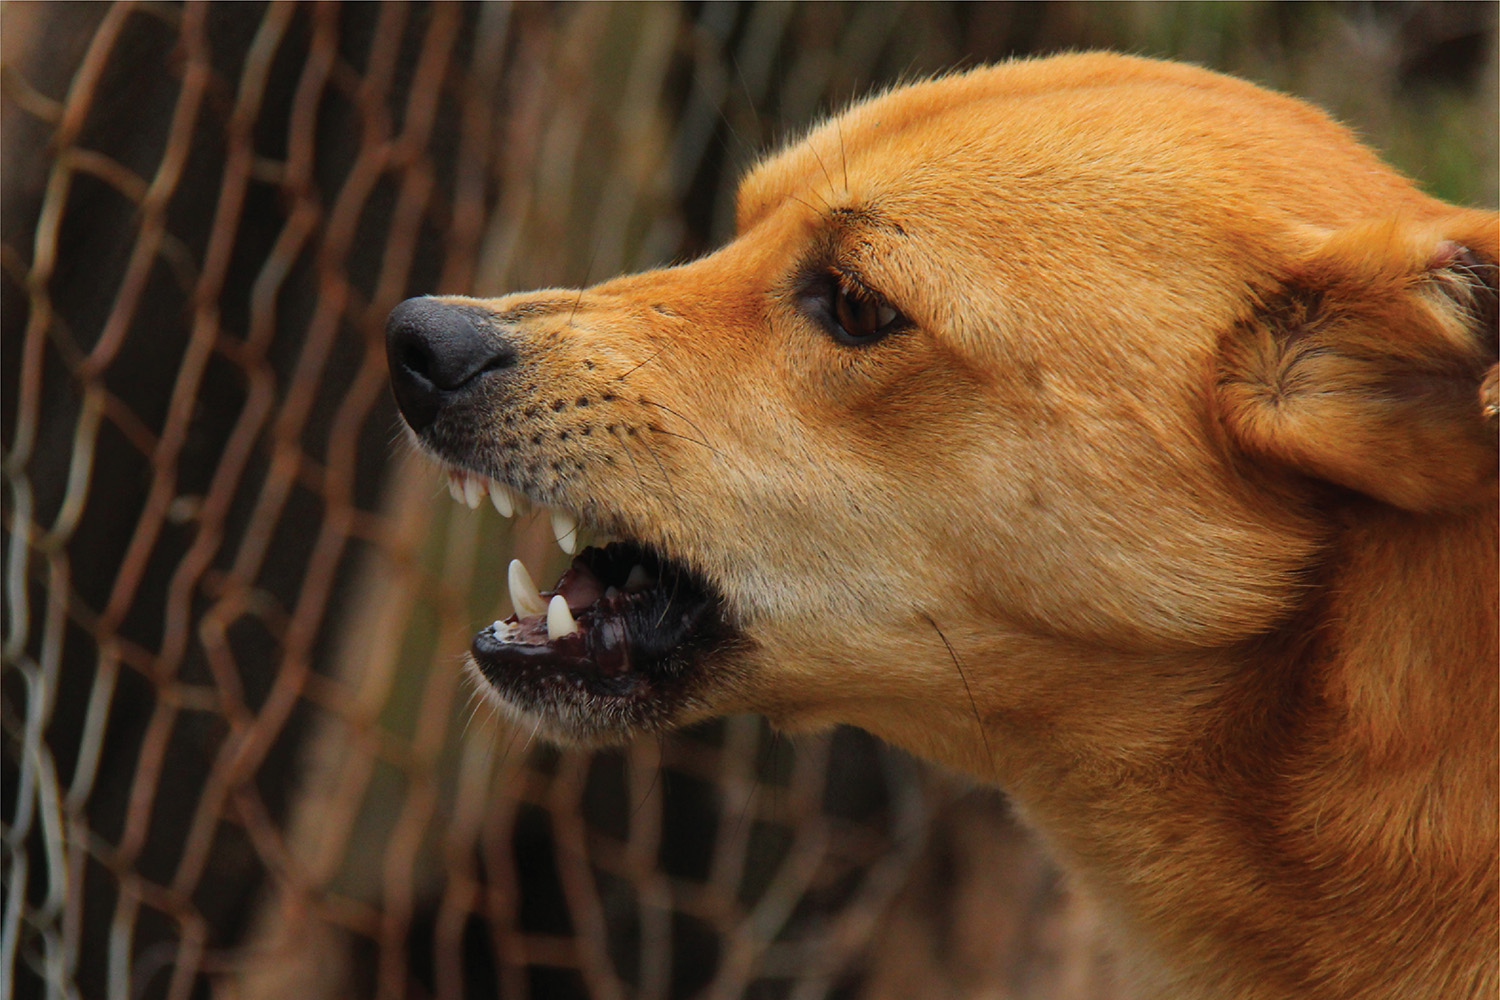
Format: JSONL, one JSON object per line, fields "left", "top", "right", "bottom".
{"left": 2, "top": 3, "right": 1494, "bottom": 999}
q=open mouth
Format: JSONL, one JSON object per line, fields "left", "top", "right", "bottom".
{"left": 442, "top": 467, "right": 735, "bottom": 726}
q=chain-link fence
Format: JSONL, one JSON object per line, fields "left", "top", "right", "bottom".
{"left": 3, "top": 4, "right": 1494, "bottom": 999}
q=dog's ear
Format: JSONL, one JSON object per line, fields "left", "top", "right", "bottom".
{"left": 1217, "top": 211, "right": 1498, "bottom": 512}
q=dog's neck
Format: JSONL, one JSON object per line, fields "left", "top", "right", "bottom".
{"left": 904, "top": 502, "right": 1497, "bottom": 999}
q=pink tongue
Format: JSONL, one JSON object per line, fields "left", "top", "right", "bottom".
{"left": 553, "top": 564, "right": 603, "bottom": 610}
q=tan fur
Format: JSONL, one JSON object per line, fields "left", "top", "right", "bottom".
{"left": 428, "top": 55, "right": 1499, "bottom": 998}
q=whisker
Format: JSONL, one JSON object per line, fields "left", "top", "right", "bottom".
{"left": 837, "top": 118, "right": 850, "bottom": 192}
{"left": 460, "top": 685, "right": 486, "bottom": 740}
{"left": 650, "top": 426, "right": 722, "bottom": 457}
{"left": 639, "top": 399, "right": 722, "bottom": 456}
{"left": 808, "top": 142, "right": 841, "bottom": 203}
{"left": 613, "top": 427, "right": 651, "bottom": 499}
{"left": 635, "top": 433, "right": 692, "bottom": 629}
{"left": 617, "top": 345, "right": 668, "bottom": 383}
{"left": 632, "top": 739, "right": 664, "bottom": 819}
{"left": 731, "top": 727, "right": 767, "bottom": 840}
{"left": 658, "top": 558, "right": 684, "bottom": 630}
{"left": 922, "top": 612, "right": 994, "bottom": 770}
{"left": 520, "top": 719, "right": 543, "bottom": 757}
{"left": 569, "top": 233, "right": 605, "bottom": 326}
{"left": 491, "top": 713, "right": 525, "bottom": 769}
{"left": 786, "top": 191, "right": 830, "bottom": 218}
{"left": 636, "top": 433, "right": 686, "bottom": 521}
{"left": 703, "top": 51, "right": 752, "bottom": 161}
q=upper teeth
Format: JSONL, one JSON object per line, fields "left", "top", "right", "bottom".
{"left": 447, "top": 469, "right": 591, "bottom": 554}
{"left": 446, "top": 470, "right": 524, "bottom": 517}
{"left": 447, "top": 469, "right": 521, "bottom": 512}
{"left": 489, "top": 484, "right": 515, "bottom": 517}
{"left": 550, "top": 509, "right": 581, "bottom": 555}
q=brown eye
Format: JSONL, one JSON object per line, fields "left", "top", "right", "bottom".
{"left": 828, "top": 278, "right": 902, "bottom": 345}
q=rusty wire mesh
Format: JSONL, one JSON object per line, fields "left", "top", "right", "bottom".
{"left": 2, "top": 3, "right": 1494, "bottom": 1000}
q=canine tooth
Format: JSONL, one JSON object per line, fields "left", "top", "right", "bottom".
{"left": 508, "top": 559, "right": 550, "bottom": 617}
{"left": 462, "top": 475, "right": 483, "bottom": 509}
{"left": 624, "top": 564, "right": 654, "bottom": 591}
{"left": 546, "top": 594, "right": 578, "bottom": 638}
{"left": 489, "top": 482, "right": 516, "bottom": 518}
{"left": 551, "top": 508, "right": 581, "bottom": 555}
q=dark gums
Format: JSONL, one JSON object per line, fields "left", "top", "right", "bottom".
{"left": 468, "top": 541, "right": 724, "bottom": 699}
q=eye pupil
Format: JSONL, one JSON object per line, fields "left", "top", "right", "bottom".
{"left": 834, "top": 288, "right": 860, "bottom": 335}
{"left": 830, "top": 280, "right": 900, "bottom": 344}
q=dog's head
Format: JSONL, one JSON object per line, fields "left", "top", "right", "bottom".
{"left": 386, "top": 55, "right": 1497, "bottom": 765}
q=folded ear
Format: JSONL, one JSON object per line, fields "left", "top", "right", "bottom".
{"left": 1217, "top": 210, "right": 1498, "bottom": 512}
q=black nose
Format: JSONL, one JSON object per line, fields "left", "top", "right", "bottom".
{"left": 385, "top": 297, "right": 516, "bottom": 433}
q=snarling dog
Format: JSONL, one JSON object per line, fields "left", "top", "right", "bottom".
{"left": 386, "top": 54, "right": 1497, "bottom": 1000}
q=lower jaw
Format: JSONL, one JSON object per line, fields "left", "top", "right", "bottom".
{"left": 465, "top": 542, "right": 740, "bottom": 738}
{"left": 466, "top": 656, "right": 658, "bottom": 743}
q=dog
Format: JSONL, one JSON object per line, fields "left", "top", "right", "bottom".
{"left": 385, "top": 53, "right": 1498, "bottom": 999}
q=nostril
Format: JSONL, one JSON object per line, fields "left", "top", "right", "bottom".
{"left": 396, "top": 338, "right": 435, "bottom": 382}
{"left": 477, "top": 352, "right": 514, "bottom": 377}
{"left": 385, "top": 296, "right": 518, "bottom": 431}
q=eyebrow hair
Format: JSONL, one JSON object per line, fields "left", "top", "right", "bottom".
{"left": 785, "top": 217, "right": 899, "bottom": 304}
{"left": 829, "top": 203, "right": 906, "bottom": 237}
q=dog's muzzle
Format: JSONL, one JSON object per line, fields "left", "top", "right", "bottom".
{"left": 381, "top": 294, "right": 743, "bottom": 740}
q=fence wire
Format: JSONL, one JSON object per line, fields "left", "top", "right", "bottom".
{"left": 2, "top": 3, "right": 1493, "bottom": 1000}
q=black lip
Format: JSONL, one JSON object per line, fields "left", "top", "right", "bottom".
{"left": 468, "top": 542, "right": 731, "bottom": 709}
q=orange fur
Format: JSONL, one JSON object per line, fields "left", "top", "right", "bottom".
{"left": 401, "top": 54, "right": 1498, "bottom": 998}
